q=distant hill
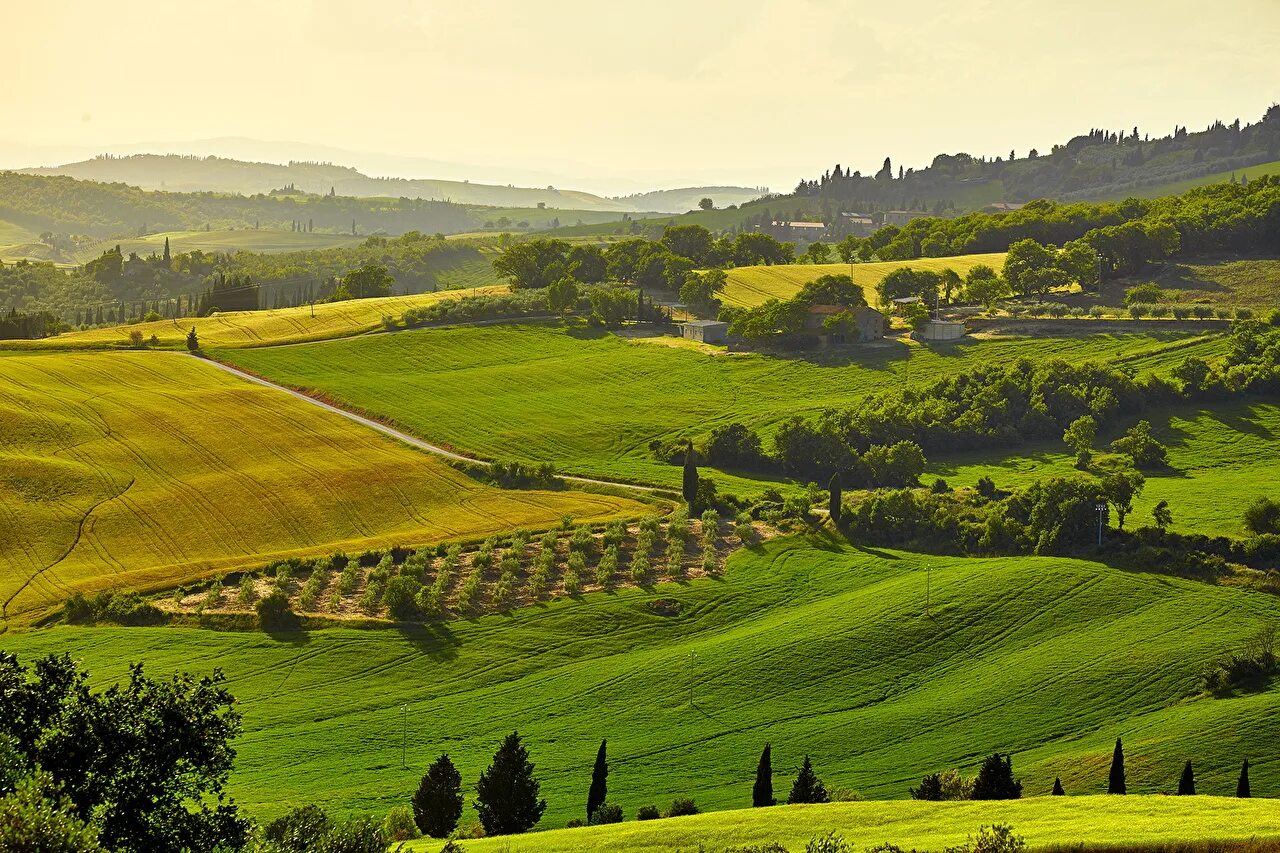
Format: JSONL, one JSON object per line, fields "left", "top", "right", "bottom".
{"left": 17, "top": 154, "right": 760, "bottom": 214}
{"left": 610, "top": 186, "right": 765, "bottom": 213}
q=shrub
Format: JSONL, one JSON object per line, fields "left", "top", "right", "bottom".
{"left": 1192, "top": 305, "right": 1214, "bottom": 319}
{"left": 971, "top": 754, "right": 1022, "bottom": 800}
{"left": 636, "top": 805, "right": 660, "bottom": 821}
{"left": 1244, "top": 497, "right": 1280, "bottom": 535}
{"left": 629, "top": 555, "right": 650, "bottom": 583}
{"left": 382, "top": 805, "right": 420, "bottom": 841}
{"left": 383, "top": 576, "right": 421, "bottom": 620}
{"left": 263, "top": 804, "right": 330, "bottom": 851}
{"left": 665, "top": 798, "right": 699, "bottom": 817}
{"left": 1237, "top": 308, "right": 1254, "bottom": 319}
{"left": 596, "top": 546, "right": 619, "bottom": 586}
{"left": 805, "top": 833, "right": 851, "bottom": 853}
{"left": 335, "top": 563, "right": 359, "bottom": 596}
{"left": 735, "top": 512, "right": 756, "bottom": 543}
{"left": 588, "top": 802, "right": 623, "bottom": 825}
{"left": 969, "top": 824, "right": 1026, "bottom": 853}
{"left": 1128, "top": 303, "right": 1151, "bottom": 319}
{"left": 1149, "top": 304, "right": 1171, "bottom": 318}
{"left": 931, "top": 478, "right": 950, "bottom": 494}
{"left": 1111, "top": 420, "right": 1168, "bottom": 469}
{"left": 256, "top": 588, "right": 293, "bottom": 628}
{"left": 565, "top": 818, "right": 584, "bottom": 828}
{"left": 1125, "top": 283, "right": 1163, "bottom": 305}
{"left": 603, "top": 520, "right": 627, "bottom": 549}
{"left": 1172, "top": 305, "right": 1191, "bottom": 320}
{"left": 1088, "top": 304, "right": 1107, "bottom": 318}
{"left": 563, "top": 566, "right": 581, "bottom": 595}
{"left": 569, "top": 526, "right": 594, "bottom": 557}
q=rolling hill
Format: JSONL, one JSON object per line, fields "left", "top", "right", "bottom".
{"left": 217, "top": 323, "right": 1228, "bottom": 494}
{"left": 0, "top": 349, "right": 643, "bottom": 627}
{"left": 3, "top": 536, "right": 1278, "bottom": 827}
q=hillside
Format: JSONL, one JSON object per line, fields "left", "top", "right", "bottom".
{"left": 218, "top": 323, "right": 1228, "bottom": 493}
{"left": 0, "top": 350, "right": 643, "bottom": 627}
{"left": 4, "top": 537, "right": 1279, "bottom": 825}
{"left": 721, "top": 253, "right": 1007, "bottom": 308}
{"left": 17, "top": 154, "right": 762, "bottom": 214}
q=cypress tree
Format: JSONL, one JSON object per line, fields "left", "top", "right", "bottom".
{"left": 971, "top": 753, "right": 1022, "bottom": 800}
{"left": 752, "top": 744, "right": 775, "bottom": 807}
{"left": 828, "top": 472, "right": 842, "bottom": 525}
{"left": 682, "top": 441, "right": 699, "bottom": 509}
{"left": 1237, "top": 759, "right": 1251, "bottom": 798}
{"left": 162, "top": 237, "right": 171, "bottom": 264}
{"left": 1177, "top": 761, "right": 1195, "bottom": 796}
{"left": 1108, "top": 738, "right": 1126, "bottom": 794}
{"left": 786, "top": 755, "right": 829, "bottom": 805}
{"left": 586, "top": 739, "right": 608, "bottom": 822}
{"left": 1051, "top": 777, "right": 1064, "bottom": 796}
{"left": 186, "top": 327, "right": 199, "bottom": 352}
{"left": 474, "top": 731, "right": 546, "bottom": 836}
{"left": 413, "top": 753, "right": 463, "bottom": 838}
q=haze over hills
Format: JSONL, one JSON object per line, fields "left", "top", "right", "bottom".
{"left": 16, "top": 153, "right": 764, "bottom": 214}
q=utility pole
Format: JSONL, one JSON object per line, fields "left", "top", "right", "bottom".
{"left": 1096, "top": 503, "right": 1107, "bottom": 548}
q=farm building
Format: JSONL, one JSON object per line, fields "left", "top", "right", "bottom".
{"left": 803, "top": 304, "right": 887, "bottom": 344}
{"left": 891, "top": 295, "right": 923, "bottom": 315}
{"left": 917, "top": 319, "right": 966, "bottom": 341}
{"left": 883, "top": 210, "right": 931, "bottom": 226}
{"left": 840, "top": 212, "right": 876, "bottom": 236}
{"left": 681, "top": 319, "right": 729, "bottom": 344}
{"left": 771, "top": 220, "right": 829, "bottom": 241}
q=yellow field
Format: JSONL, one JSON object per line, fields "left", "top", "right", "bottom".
{"left": 721, "top": 253, "right": 1008, "bottom": 308}
{"left": 0, "top": 350, "right": 643, "bottom": 627}
{"left": 6, "top": 286, "right": 508, "bottom": 350}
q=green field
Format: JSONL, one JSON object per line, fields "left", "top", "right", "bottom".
{"left": 0, "top": 350, "right": 643, "bottom": 627}
{"left": 1115, "top": 256, "right": 1280, "bottom": 310}
{"left": 1088, "top": 159, "right": 1280, "bottom": 202}
{"left": 219, "top": 323, "right": 1228, "bottom": 492}
{"left": 74, "top": 228, "right": 365, "bottom": 260}
{"left": 930, "top": 401, "right": 1280, "bottom": 538}
{"left": 4, "top": 536, "right": 1278, "bottom": 827}
{"left": 2, "top": 286, "right": 508, "bottom": 350}
{"left": 721, "top": 253, "right": 1008, "bottom": 308}
{"left": 444, "top": 797, "right": 1280, "bottom": 853}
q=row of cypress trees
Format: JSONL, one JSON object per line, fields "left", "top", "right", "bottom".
{"left": 1102, "top": 737, "right": 1252, "bottom": 798}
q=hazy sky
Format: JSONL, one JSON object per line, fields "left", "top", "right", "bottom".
{"left": 4, "top": 0, "right": 1279, "bottom": 194}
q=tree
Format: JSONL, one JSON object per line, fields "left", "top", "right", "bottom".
{"left": 186, "top": 326, "right": 200, "bottom": 352}
{"left": 0, "top": 652, "right": 249, "bottom": 853}
{"left": 493, "top": 239, "right": 570, "bottom": 289}
{"left": 474, "top": 732, "right": 546, "bottom": 836}
{"left": 1062, "top": 415, "right": 1097, "bottom": 467}
{"left": 567, "top": 245, "right": 607, "bottom": 283}
{"left": 1237, "top": 759, "right": 1251, "bottom": 798}
{"left": 661, "top": 224, "right": 714, "bottom": 264}
{"left": 1108, "top": 738, "right": 1126, "bottom": 794}
{"left": 752, "top": 744, "right": 775, "bottom": 807}
{"left": 0, "top": 776, "right": 107, "bottom": 853}
{"left": 876, "top": 267, "right": 940, "bottom": 308}
{"left": 1244, "top": 497, "right": 1280, "bottom": 535}
{"left": 796, "top": 274, "right": 866, "bottom": 309}
{"left": 1110, "top": 421, "right": 1167, "bottom": 469}
{"left": 683, "top": 442, "right": 700, "bottom": 509}
{"left": 1002, "top": 239, "right": 1057, "bottom": 298}
{"left": 828, "top": 473, "right": 842, "bottom": 525}
{"left": 1057, "top": 240, "right": 1102, "bottom": 292}
{"left": 971, "top": 753, "right": 1022, "bottom": 800}
{"left": 1177, "top": 761, "right": 1196, "bottom": 795}
{"left": 335, "top": 264, "right": 394, "bottom": 300}
{"left": 963, "top": 267, "right": 1010, "bottom": 311}
{"left": 804, "top": 242, "right": 832, "bottom": 264}
{"left": 698, "top": 197, "right": 714, "bottom": 211}
{"left": 586, "top": 740, "right": 608, "bottom": 824}
{"left": 162, "top": 236, "right": 171, "bottom": 265}
{"left": 786, "top": 756, "right": 829, "bottom": 804}
{"left": 413, "top": 754, "right": 463, "bottom": 838}
{"left": 1101, "top": 471, "right": 1144, "bottom": 529}
{"left": 1152, "top": 500, "right": 1173, "bottom": 531}
{"left": 1051, "top": 777, "right": 1065, "bottom": 796}
{"left": 679, "top": 269, "right": 726, "bottom": 316}
{"left": 547, "top": 278, "right": 579, "bottom": 314}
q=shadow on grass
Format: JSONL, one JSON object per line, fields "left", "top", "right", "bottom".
{"left": 394, "top": 621, "right": 460, "bottom": 661}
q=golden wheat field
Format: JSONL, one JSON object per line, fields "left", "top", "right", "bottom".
{"left": 720, "top": 252, "right": 1008, "bottom": 308}
{"left": 0, "top": 350, "right": 642, "bottom": 627}
{"left": 4, "top": 286, "right": 509, "bottom": 350}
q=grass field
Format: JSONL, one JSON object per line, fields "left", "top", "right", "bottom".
{"left": 1088, "top": 159, "right": 1280, "bottom": 202}
{"left": 1121, "top": 256, "right": 1280, "bottom": 310}
{"left": 441, "top": 797, "right": 1280, "bottom": 853}
{"left": 931, "top": 401, "right": 1280, "bottom": 538}
{"left": 1, "top": 286, "right": 508, "bottom": 350}
{"left": 219, "top": 323, "right": 1228, "bottom": 493}
{"left": 720, "top": 253, "right": 1008, "bottom": 308}
{"left": 4, "top": 536, "right": 1279, "bottom": 827}
{"left": 71, "top": 228, "right": 364, "bottom": 261}
{"left": 0, "top": 350, "right": 643, "bottom": 627}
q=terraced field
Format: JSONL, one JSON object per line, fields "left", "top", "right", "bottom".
{"left": 931, "top": 401, "right": 1280, "bottom": 537}
{"left": 3, "top": 286, "right": 508, "bottom": 349}
{"left": 0, "top": 350, "right": 643, "bottom": 627}
{"left": 446, "top": 797, "right": 1280, "bottom": 853}
{"left": 220, "top": 323, "right": 1229, "bottom": 493}
{"left": 720, "top": 253, "right": 1008, "bottom": 308}
{"left": 4, "top": 537, "right": 1278, "bottom": 827}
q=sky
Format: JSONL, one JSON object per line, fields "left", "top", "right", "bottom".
{"left": 3, "top": 0, "right": 1279, "bottom": 195}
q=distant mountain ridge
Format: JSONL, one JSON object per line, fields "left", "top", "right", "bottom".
{"left": 18, "top": 154, "right": 761, "bottom": 214}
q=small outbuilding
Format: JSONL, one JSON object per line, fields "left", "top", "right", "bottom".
{"left": 917, "top": 319, "right": 966, "bottom": 341}
{"left": 681, "top": 319, "right": 729, "bottom": 344}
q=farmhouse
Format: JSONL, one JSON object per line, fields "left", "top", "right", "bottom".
{"left": 681, "top": 319, "right": 729, "bottom": 344}
{"left": 803, "top": 304, "right": 886, "bottom": 345}
{"left": 840, "top": 212, "right": 876, "bottom": 236}
{"left": 771, "top": 220, "right": 829, "bottom": 241}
